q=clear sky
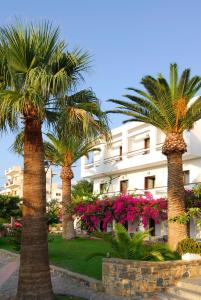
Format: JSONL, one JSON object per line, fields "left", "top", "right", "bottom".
{"left": 1, "top": 0, "right": 201, "bottom": 185}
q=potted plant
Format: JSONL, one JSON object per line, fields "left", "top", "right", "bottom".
{"left": 177, "top": 238, "right": 201, "bottom": 260}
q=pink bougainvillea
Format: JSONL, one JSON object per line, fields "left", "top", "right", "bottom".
{"left": 74, "top": 193, "right": 167, "bottom": 233}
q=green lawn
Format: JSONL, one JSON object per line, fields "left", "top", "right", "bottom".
{"left": 48, "top": 235, "right": 111, "bottom": 279}
{"left": 0, "top": 236, "right": 18, "bottom": 252}
{"left": 0, "top": 234, "right": 111, "bottom": 280}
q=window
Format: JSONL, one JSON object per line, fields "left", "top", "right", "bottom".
{"left": 120, "top": 180, "right": 128, "bottom": 194}
{"left": 87, "top": 152, "right": 94, "bottom": 164}
{"left": 183, "top": 170, "right": 190, "bottom": 185}
{"left": 144, "top": 176, "right": 155, "bottom": 189}
{"left": 144, "top": 137, "right": 150, "bottom": 154}
{"left": 119, "top": 146, "right": 122, "bottom": 160}
{"left": 100, "top": 183, "right": 107, "bottom": 193}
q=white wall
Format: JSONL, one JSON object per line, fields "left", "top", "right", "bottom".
{"left": 93, "top": 158, "right": 201, "bottom": 196}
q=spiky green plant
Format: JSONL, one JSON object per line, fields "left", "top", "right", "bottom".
{"left": 87, "top": 224, "right": 172, "bottom": 261}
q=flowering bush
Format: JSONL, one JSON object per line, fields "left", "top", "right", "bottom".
{"left": 185, "top": 184, "right": 201, "bottom": 209}
{"left": 74, "top": 193, "right": 167, "bottom": 233}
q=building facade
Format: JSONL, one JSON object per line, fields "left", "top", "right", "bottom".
{"left": 81, "top": 120, "right": 201, "bottom": 239}
{"left": 0, "top": 165, "right": 62, "bottom": 202}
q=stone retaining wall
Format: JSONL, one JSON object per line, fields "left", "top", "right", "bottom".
{"left": 50, "top": 264, "right": 103, "bottom": 291}
{"left": 102, "top": 258, "right": 201, "bottom": 297}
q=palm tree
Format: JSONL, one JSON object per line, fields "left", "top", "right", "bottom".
{"left": 0, "top": 21, "right": 103, "bottom": 299}
{"left": 12, "top": 89, "right": 109, "bottom": 241}
{"left": 44, "top": 133, "right": 100, "bottom": 239}
{"left": 109, "top": 64, "right": 201, "bottom": 250}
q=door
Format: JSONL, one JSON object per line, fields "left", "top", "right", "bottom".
{"left": 120, "top": 180, "right": 128, "bottom": 194}
{"left": 144, "top": 176, "right": 155, "bottom": 190}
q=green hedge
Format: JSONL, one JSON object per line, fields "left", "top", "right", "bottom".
{"left": 177, "top": 238, "right": 201, "bottom": 255}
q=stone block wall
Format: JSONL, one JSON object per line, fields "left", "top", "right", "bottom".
{"left": 102, "top": 258, "right": 201, "bottom": 297}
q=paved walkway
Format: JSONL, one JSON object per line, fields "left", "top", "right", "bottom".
{"left": 0, "top": 254, "right": 141, "bottom": 300}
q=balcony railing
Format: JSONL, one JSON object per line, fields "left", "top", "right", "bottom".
{"left": 96, "top": 182, "right": 200, "bottom": 199}
{"left": 104, "top": 155, "right": 122, "bottom": 164}
{"left": 127, "top": 147, "right": 150, "bottom": 157}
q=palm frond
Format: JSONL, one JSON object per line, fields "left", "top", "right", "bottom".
{"left": 109, "top": 63, "right": 201, "bottom": 134}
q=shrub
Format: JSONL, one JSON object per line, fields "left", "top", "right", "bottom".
{"left": 87, "top": 224, "right": 179, "bottom": 261}
{"left": 0, "top": 217, "right": 7, "bottom": 225}
{"left": 9, "top": 228, "right": 22, "bottom": 251}
{"left": 75, "top": 194, "right": 167, "bottom": 233}
{"left": 177, "top": 238, "right": 201, "bottom": 255}
{"left": 0, "top": 195, "right": 21, "bottom": 221}
{"left": 72, "top": 179, "right": 93, "bottom": 203}
{"left": 149, "top": 243, "right": 181, "bottom": 260}
{"left": 46, "top": 199, "right": 61, "bottom": 225}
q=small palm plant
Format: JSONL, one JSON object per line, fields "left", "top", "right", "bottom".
{"left": 87, "top": 224, "right": 170, "bottom": 261}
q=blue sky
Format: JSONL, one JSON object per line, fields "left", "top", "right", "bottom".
{"left": 1, "top": 0, "right": 201, "bottom": 185}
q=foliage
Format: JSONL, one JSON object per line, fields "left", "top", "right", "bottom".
{"left": 9, "top": 228, "right": 22, "bottom": 251}
{"left": 177, "top": 238, "right": 201, "bottom": 255}
{"left": 74, "top": 193, "right": 167, "bottom": 233}
{"left": 109, "top": 64, "right": 201, "bottom": 135}
{"left": 192, "top": 184, "right": 201, "bottom": 198}
{"left": 46, "top": 199, "right": 61, "bottom": 225}
{"left": 172, "top": 184, "right": 201, "bottom": 226}
{"left": 0, "top": 20, "right": 97, "bottom": 131}
{"left": 0, "top": 223, "right": 5, "bottom": 231}
{"left": 0, "top": 217, "right": 7, "bottom": 225}
{"left": 0, "top": 195, "right": 21, "bottom": 221}
{"left": 72, "top": 180, "right": 93, "bottom": 203}
{"left": 87, "top": 224, "right": 179, "bottom": 261}
{"left": 185, "top": 184, "right": 201, "bottom": 209}
{"left": 44, "top": 133, "right": 101, "bottom": 177}
{"left": 171, "top": 207, "right": 201, "bottom": 227}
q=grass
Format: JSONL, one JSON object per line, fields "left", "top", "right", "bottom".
{"left": 0, "top": 236, "right": 18, "bottom": 252}
{"left": 48, "top": 235, "right": 111, "bottom": 279}
{"left": 0, "top": 234, "right": 111, "bottom": 280}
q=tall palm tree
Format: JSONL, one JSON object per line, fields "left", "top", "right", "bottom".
{"left": 109, "top": 64, "right": 201, "bottom": 250}
{"left": 0, "top": 21, "right": 104, "bottom": 299}
{"left": 44, "top": 133, "right": 100, "bottom": 239}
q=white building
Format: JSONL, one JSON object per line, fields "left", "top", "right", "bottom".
{"left": 81, "top": 120, "right": 201, "bottom": 239}
{"left": 0, "top": 165, "right": 62, "bottom": 202}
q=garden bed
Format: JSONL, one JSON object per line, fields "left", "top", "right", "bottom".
{"left": 102, "top": 257, "right": 201, "bottom": 297}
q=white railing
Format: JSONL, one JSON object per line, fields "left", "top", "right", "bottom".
{"left": 97, "top": 182, "right": 200, "bottom": 199}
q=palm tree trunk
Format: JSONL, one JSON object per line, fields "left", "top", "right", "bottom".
{"left": 61, "top": 165, "right": 75, "bottom": 240}
{"left": 17, "top": 118, "right": 53, "bottom": 300}
{"left": 167, "top": 152, "right": 188, "bottom": 250}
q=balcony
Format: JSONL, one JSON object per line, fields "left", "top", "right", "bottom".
{"left": 83, "top": 146, "right": 166, "bottom": 178}
{"left": 5, "top": 166, "right": 22, "bottom": 176}
{"left": 127, "top": 147, "right": 150, "bottom": 157}
{"left": 82, "top": 120, "right": 201, "bottom": 179}
{"left": 5, "top": 179, "right": 20, "bottom": 188}
{"left": 95, "top": 182, "right": 199, "bottom": 200}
